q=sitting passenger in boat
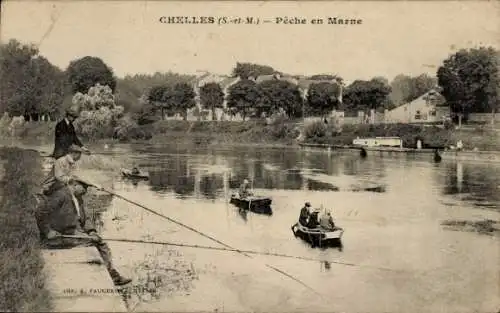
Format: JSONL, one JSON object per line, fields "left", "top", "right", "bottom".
{"left": 239, "top": 179, "right": 253, "bottom": 198}
{"left": 319, "top": 210, "right": 336, "bottom": 230}
{"left": 131, "top": 167, "right": 140, "bottom": 175}
{"left": 306, "top": 209, "right": 320, "bottom": 229}
{"left": 299, "top": 202, "right": 311, "bottom": 225}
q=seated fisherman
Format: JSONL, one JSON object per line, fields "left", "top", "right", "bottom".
{"left": 299, "top": 202, "right": 311, "bottom": 225}
{"left": 41, "top": 144, "right": 86, "bottom": 196}
{"left": 131, "top": 167, "right": 140, "bottom": 175}
{"left": 319, "top": 210, "right": 336, "bottom": 230}
{"left": 306, "top": 209, "right": 320, "bottom": 229}
{"left": 35, "top": 179, "right": 131, "bottom": 286}
{"left": 239, "top": 179, "right": 253, "bottom": 198}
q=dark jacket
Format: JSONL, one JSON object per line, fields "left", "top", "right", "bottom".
{"left": 52, "top": 119, "right": 83, "bottom": 159}
{"left": 307, "top": 212, "right": 320, "bottom": 228}
{"left": 36, "top": 186, "right": 96, "bottom": 238}
{"left": 299, "top": 206, "right": 310, "bottom": 225}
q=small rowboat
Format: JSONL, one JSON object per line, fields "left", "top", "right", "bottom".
{"left": 121, "top": 169, "right": 149, "bottom": 180}
{"left": 291, "top": 222, "right": 344, "bottom": 248}
{"left": 230, "top": 194, "right": 273, "bottom": 215}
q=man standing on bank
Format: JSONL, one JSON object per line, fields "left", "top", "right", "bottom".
{"left": 52, "top": 105, "right": 91, "bottom": 159}
{"left": 36, "top": 179, "right": 132, "bottom": 286}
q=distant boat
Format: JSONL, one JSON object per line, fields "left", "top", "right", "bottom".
{"left": 291, "top": 221, "right": 344, "bottom": 248}
{"left": 230, "top": 194, "right": 272, "bottom": 215}
{"left": 121, "top": 169, "right": 149, "bottom": 180}
{"left": 352, "top": 136, "right": 403, "bottom": 148}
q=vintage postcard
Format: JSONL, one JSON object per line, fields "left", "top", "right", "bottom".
{"left": 0, "top": 0, "right": 499, "bottom": 312}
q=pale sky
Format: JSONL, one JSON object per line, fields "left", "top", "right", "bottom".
{"left": 1, "top": 1, "right": 498, "bottom": 83}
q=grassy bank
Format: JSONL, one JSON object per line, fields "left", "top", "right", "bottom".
{"left": 0, "top": 147, "right": 52, "bottom": 312}
{"left": 4, "top": 119, "right": 301, "bottom": 147}
{"left": 140, "top": 119, "right": 300, "bottom": 146}
{"left": 3, "top": 119, "right": 500, "bottom": 151}
{"left": 303, "top": 122, "right": 500, "bottom": 151}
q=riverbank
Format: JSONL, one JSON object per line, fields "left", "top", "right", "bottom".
{"left": 0, "top": 147, "right": 52, "bottom": 312}
{"left": 3, "top": 119, "right": 500, "bottom": 152}
{"left": 302, "top": 122, "right": 500, "bottom": 151}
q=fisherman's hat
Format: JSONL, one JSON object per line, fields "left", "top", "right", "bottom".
{"left": 72, "top": 176, "right": 96, "bottom": 188}
{"left": 68, "top": 144, "right": 84, "bottom": 154}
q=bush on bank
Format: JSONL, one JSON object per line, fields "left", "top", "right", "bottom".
{"left": 303, "top": 122, "right": 500, "bottom": 150}
{"left": 0, "top": 148, "right": 52, "bottom": 312}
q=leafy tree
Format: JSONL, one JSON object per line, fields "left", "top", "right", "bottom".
{"left": 31, "top": 56, "right": 65, "bottom": 119}
{"left": 148, "top": 85, "right": 173, "bottom": 120}
{"left": 390, "top": 74, "right": 437, "bottom": 106}
{"left": 306, "top": 82, "right": 341, "bottom": 116}
{"left": 172, "top": 82, "right": 196, "bottom": 120}
{"left": 437, "top": 47, "right": 499, "bottom": 118}
{"left": 72, "top": 83, "right": 125, "bottom": 139}
{"left": 232, "top": 62, "right": 276, "bottom": 79}
{"left": 72, "top": 83, "right": 115, "bottom": 111}
{"left": 258, "top": 80, "right": 303, "bottom": 118}
{"left": 120, "top": 71, "right": 195, "bottom": 95}
{"left": 0, "top": 40, "right": 38, "bottom": 116}
{"left": 66, "top": 56, "right": 116, "bottom": 94}
{"left": 0, "top": 39, "right": 65, "bottom": 120}
{"left": 309, "top": 74, "right": 338, "bottom": 81}
{"left": 200, "top": 82, "right": 224, "bottom": 121}
{"left": 133, "top": 94, "right": 159, "bottom": 125}
{"left": 227, "top": 79, "right": 260, "bottom": 121}
{"left": 343, "top": 78, "right": 391, "bottom": 113}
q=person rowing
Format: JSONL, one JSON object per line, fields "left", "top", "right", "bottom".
{"left": 239, "top": 179, "right": 253, "bottom": 198}
{"left": 299, "top": 202, "right": 311, "bottom": 225}
{"left": 306, "top": 208, "right": 321, "bottom": 229}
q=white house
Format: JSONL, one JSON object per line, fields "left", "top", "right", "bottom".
{"left": 385, "top": 89, "right": 448, "bottom": 123}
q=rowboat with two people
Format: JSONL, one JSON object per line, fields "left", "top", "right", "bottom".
{"left": 121, "top": 167, "right": 149, "bottom": 180}
{"left": 229, "top": 179, "right": 273, "bottom": 215}
{"left": 291, "top": 203, "right": 344, "bottom": 248}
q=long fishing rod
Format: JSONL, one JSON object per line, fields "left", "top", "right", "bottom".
{"left": 36, "top": 150, "right": 119, "bottom": 158}
{"left": 101, "top": 188, "right": 326, "bottom": 299}
{"left": 61, "top": 235, "right": 398, "bottom": 272}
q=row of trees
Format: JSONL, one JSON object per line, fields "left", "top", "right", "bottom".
{"left": 1, "top": 38, "right": 498, "bottom": 124}
{"left": 144, "top": 77, "right": 343, "bottom": 121}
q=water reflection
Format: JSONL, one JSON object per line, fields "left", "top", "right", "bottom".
{"left": 138, "top": 147, "right": 390, "bottom": 198}
{"left": 110, "top": 145, "right": 500, "bottom": 213}
{"left": 442, "top": 161, "right": 500, "bottom": 210}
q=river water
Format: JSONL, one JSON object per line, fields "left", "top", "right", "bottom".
{"left": 25, "top": 141, "right": 500, "bottom": 312}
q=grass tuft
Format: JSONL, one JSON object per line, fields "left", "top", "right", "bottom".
{"left": 0, "top": 147, "right": 52, "bottom": 312}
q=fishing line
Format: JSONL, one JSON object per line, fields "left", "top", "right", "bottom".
{"left": 60, "top": 235, "right": 398, "bottom": 272}
{"left": 101, "top": 188, "right": 327, "bottom": 299}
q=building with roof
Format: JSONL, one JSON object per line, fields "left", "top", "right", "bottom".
{"left": 385, "top": 89, "right": 449, "bottom": 123}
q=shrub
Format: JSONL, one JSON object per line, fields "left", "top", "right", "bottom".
{"left": 74, "top": 106, "right": 124, "bottom": 140}
{"left": 113, "top": 115, "right": 152, "bottom": 142}
{"left": 303, "top": 120, "right": 328, "bottom": 140}
{"left": 72, "top": 83, "right": 126, "bottom": 140}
